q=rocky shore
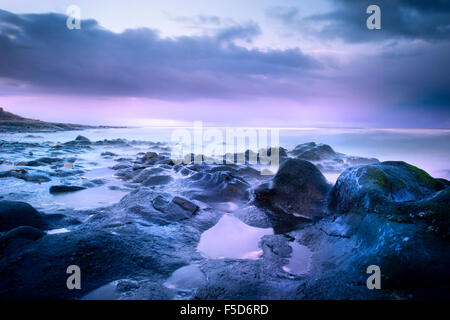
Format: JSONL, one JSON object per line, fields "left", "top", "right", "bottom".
{"left": 0, "top": 107, "right": 120, "bottom": 133}
{"left": 0, "top": 134, "right": 449, "bottom": 300}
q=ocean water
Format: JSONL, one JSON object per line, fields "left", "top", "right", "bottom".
{"left": 1, "top": 126, "right": 448, "bottom": 179}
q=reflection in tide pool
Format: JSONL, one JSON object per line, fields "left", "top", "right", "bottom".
{"left": 164, "top": 265, "right": 206, "bottom": 292}
{"left": 51, "top": 184, "right": 127, "bottom": 210}
{"left": 282, "top": 242, "right": 312, "bottom": 276}
{"left": 197, "top": 214, "right": 273, "bottom": 260}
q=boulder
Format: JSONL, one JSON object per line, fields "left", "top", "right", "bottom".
{"left": 255, "top": 159, "right": 331, "bottom": 220}
{"left": 0, "top": 201, "right": 45, "bottom": 231}
{"left": 329, "top": 161, "right": 446, "bottom": 214}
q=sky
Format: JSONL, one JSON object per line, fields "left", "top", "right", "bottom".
{"left": 0, "top": 0, "right": 449, "bottom": 128}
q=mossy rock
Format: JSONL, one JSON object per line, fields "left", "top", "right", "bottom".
{"left": 329, "top": 161, "right": 446, "bottom": 213}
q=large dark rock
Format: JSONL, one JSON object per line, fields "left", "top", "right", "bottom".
{"left": 329, "top": 161, "right": 446, "bottom": 214}
{"left": 255, "top": 159, "right": 331, "bottom": 220}
{"left": 0, "top": 201, "right": 45, "bottom": 231}
{"left": 50, "top": 185, "right": 86, "bottom": 194}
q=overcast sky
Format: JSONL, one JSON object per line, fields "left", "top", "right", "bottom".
{"left": 0, "top": 0, "right": 449, "bottom": 128}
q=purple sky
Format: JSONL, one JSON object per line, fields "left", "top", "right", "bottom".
{"left": 0, "top": 0, "right": 449, "bottom": 128}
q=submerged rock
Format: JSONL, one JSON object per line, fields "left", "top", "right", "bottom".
{"left": 255, "top": 159, "right": 331, "bottom": 220}
{"left": 0, "top": 201, "right": 45, "bottom": 231}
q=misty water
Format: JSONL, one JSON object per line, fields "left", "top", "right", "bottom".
{"left": 1, "top": 126, "right": 448, "bottom": 180}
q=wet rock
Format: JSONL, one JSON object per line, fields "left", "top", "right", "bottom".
{"left": 255, "top": 159, "right": 331, "bottom": 220}
{"left": 64, "top": 135, "right": 91, "bottom": 146}
{"left": 329, "top": 161, "right": 446, "bottom": 214}
{"left": 0, "top": 230, "right": 187, "bottom": 299}
{"left": 291, "top": 142, "right": 336, "bottom": 160}
{"left": 289, "top": 142, "right": 379, "bottom": 173}
{"left": 186, "top": 171, "right": 250, "bottom": 202}
{"left": 111, "top": 163, "right": 131, "bottom": 171}
{"left": 16, "top": 157, "right": 63, "bottom": 167}
{"left": 94, "top": 138, "right": 129, "bottom": 146}
{"left": 152, "top": 196, "right": 199, "bottom": 221}
{"left": 392, "top": 188, "right": 450, "bottom": 238}
{"left": 171, "top": 196, "right": 199, "bottom": 216}
{"left": 117, "top": 279, "right": 140, "bottom": 292}
{"left": 0, "top": 170, "right": 51, "bottom": 183}
{"left": 49, "top": 185, "right": 86, "bottom": 194}
{"left": 82, "top": 179, "right": 107, "bottom": 188}
{"left": 0, "top": 201, "right": 45, "bottom": 231}
{"left": 141, "top": 152, "right": 158, "bottom": 163}
{"left": 101, "top": 151, "right": 117, "bottom": 157}
{"left": 0, "top": 226, "right": 45, "bottom": 250}
{"left": 133, "top": 167, "right": 165, "bottom": 183}
{"left": 75, "top": 135, "right": 91, "bottom": 143}
{"left": 143, "top": 175, "right": 173, "bottom": 186}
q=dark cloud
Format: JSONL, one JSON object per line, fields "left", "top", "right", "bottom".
{"left": 267, "top": 0, "right": 450, "bottom": 43}
{"left": 0, "top": 10, "right": 318, "bottom": 100}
